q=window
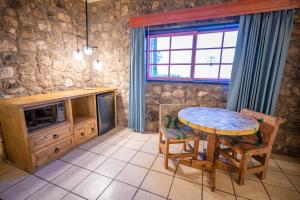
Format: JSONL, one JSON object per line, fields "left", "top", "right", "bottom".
{"left": 146, "top": 28, "right": 238, "bottom": 83}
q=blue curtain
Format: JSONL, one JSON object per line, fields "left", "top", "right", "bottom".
{"left": 227, "top": 10, "right": 294, "bottom": 115}
{"left": 128, "top": 27, "right": 146, "bottom": 132}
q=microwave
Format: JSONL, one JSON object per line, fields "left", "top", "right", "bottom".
{"left": 24, "top": 102, "right": 66, "bottom": 133}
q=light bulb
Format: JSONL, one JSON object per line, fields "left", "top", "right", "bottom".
{"left": 84, "top": 46, "right": 93, "bottom": 55}
{"left": 94, "top": 59, "right": 102, "bottom": 70}
{"left": 73, "top": 49, "right": 83, "bottom": 61}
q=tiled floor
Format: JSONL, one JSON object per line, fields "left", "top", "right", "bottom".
{"left": 0, "top": 127, "right": 299, "bottom": 200}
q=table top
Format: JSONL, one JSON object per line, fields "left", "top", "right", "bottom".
{"left": 178, "top": 107, "right": 259, "bottom": 136}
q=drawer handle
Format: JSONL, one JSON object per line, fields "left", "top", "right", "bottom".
{"left": 54, "top": 148, "right": 60, "bottom": 153}
{"left": 81, "top": 132, "right": 85, "bottom": 136}
{"left": 53, "top": 134, "right": 59, "bottom": 139}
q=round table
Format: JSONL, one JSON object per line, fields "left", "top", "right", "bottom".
{"left": 178, "top": 107, "right": 259, "bottom": 174}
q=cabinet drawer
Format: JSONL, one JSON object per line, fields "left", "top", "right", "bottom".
{"left": 32, "top": 136, "right": 75, "bottom": 167}
{"left": 28, "top": 123, "right": 73, "bottom": 152}
{"left": 74, "top": 120, "right": 97, "bottom": 145}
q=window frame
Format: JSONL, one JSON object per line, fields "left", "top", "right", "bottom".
{"left": 146, "top": 28, "right": 238, "bottom": 84}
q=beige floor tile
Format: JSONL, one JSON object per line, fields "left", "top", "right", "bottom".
{"left": 79, "top": 139, "right": 104, "bottom": 151}
{"left": 236, "top": 197, "right": 248, "bottom": 200}
{"left": 175, "top": 164, "right": 202, "bottom": 184}
{"left": 272, "top": 154, "right": 300, "bottom": 176}
{"left": 204, "top": 171, "right": 234, "bottom": 194}
{"left": 95, "top": 158, "right": 126, "bottom": 178}
{"left": 111, "top": 147, "right": 137, "bottom": 162}
{"left": 202, "top": 186, "right": 236, "bottom": 200}
{"left": 147, "top": 134, "right": 159, "bottom": 145}
{"left": 262, "top": 170, "right": 296, "bottom": 190}
{"left": 0, "top": 175, "right": 47, "bottom": 200}
{"left": 60, "top": 148, "right": 89, "bottom": 164}
{"left": 286, "top": 174, "right": 300, "bottom": 192}
{"left": 151, "top": 156, "right": 177, "bottom": 176}
{"left": 265, "top": 183, "right": 300, "bottom": 200}
{"left": 132, "top": 133, "right": 152, "bottom": 142}
{"left": 27, "top": 183, "right": 68, "bottom": 200}
{"left": 34, "top": 160, "right": 72, "bottom": 181}
{"left": 115, "top": 128, "right": 136, "bottom": 138}
{"left": 63, "top": 192, "right": 85, "bottom": 200}
{"left": 0, "top": 162, "right": 14, "bottom": 175}
{"left": 141, "top": 170, "right": 173, "bottom": 197}
{"left": 92, "top": 143, "right": 120, "bottom": 157}
{"left": 106, "top": 135, "right": 129, "bottom": 146}
{"left": 233, "top": 178, "right": 269, "bottom": 200}
{"left": 268, "top": 158, "right": 281, "bottom": 172}
{"left": 124, "top": 139, "right": 145, "bottom": 150}
{"left": 52, "top": 165, "right": 90, "bottom": 190}
{"left": 116, "top": 164, "right": 148, "bottom": 187}
{"left": 169, "top": 177, "right": 202, "bottom": 200}
{"left": 98, "top": 180, "right": 137, "bottom": 200}
{"left": 75, "top": 152, "right": 107, "bottom": 171}
{"left": 130, "top": 151, "right": 157, "bottom": 168}
{"left": 133, "top": 189, "right": 165, "bottom": 200}
{"left": 140, "top": 143, "right": 160, "bottom": 155}
{"left": 72, "top": 172, "right": 112, "bottom": 200}
{"left": 0, "top": 167, "right": 29, "bottom": 192}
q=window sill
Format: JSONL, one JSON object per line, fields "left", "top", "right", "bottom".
{"left": 146, "top": 79, "right": 230, "bottom": 85}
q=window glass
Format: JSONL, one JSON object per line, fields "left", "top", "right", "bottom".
{"left": 194, "top": 65, "right": 219, "bottom": 79}
{"left": 170, "top": 50, "right": 192, "bottom": 63}
{"left": 149, "top": 51, "right": 169, "bottom": 64}
{"left": 170, "top": 65, "right": 191, "bottom": 78}
{"left": 197, "top": 32, "right": 223, "bottom": 48}
{"left": 196, "top": 49, "right": 221, "bottom": 64}
{"left": 223, "top": 31, "right": 238, "bottom": 47}
{"left": 171, "top": 35, "right": 193, "bottom": 49}
{"left": 149, "top": 65, "right": 169, "bottom": 77}
{"left": 219, "top": 65, "right": 232, "bottom": 79}
{"left": 221, "top": 48, "right": 235, "bottom": 63}
{"left": 150, "top": 37, "right": 170, "bottom": 50}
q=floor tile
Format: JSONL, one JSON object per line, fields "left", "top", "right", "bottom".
{"left": 268, "top": 158, "right": 281, "bottom": 172}
{"left": 202, "top": 186, "right": 236, "bottom": 200}
{"left": 27, "top": 183, "right": 68, "bottom": 200}
{"left": 272, "top": 154, "right": 300, "bottom": 176}
{"left": 204, "top": 171, "right": 234, "bottom": 194}
{"left": 175, "top": 164, "right": 202, "bottom": 184}
{"left": 286, "top": 174, "right": 300, "bottom": 192}
{"left": 0, "top": 175, "right": 47, "bottom": 200}
{"left": 98, "top": 180, "right": 137, "bottom": 200}
{"left": 262, "top": 170, "right": 296, "bottom": 190}
{"left": 124, "top": 139, "right": 145, "bottom": 150}
{"left": 0, "top": 162, "right": 14, "bottom": 175}
{"left": 0, "top": 167, "right": 29, "bottom": 192}
{"left": 130, "top": 151, "right": 156, "bottom": 168}
{"left": 233, "top": 178, "right": 269, "bottom": 200}
{"left": 141, "top": 170, "right": 173, "bottom": 198}
{"left": 169, "top": 178, "right": 202, "bottom": 200}
{"left": 75, "top": 152, "right": 107, "bottom": 171}
{"left": 147, "top": 134, "right": 159, "bottom": 145}
{"left": 79, "top": 139, "right": 103, "bottom": 151}
{"left": 151, "top": 156, "right": 177, "bottom": 176}
{"left": 265, "top": 183, "right": 300, "bottom": 200}
{"left": 60, "top": 148, "right": 89, "bottom": 164}
{"left": 111, "top": 147, "right": 137, "bottom": 162}
{"left": 106, "top": 135, "right": 129, "bottom": 146}
{"left": 132, "top": 133, "right": 152, "bottom": 142}
{"left": 92, "top": 143, "right": 120, "bottom": 157}
{"left": 116, "top": 164, "right": 148, "bottom": 187}
{"left": 63, "top": 192, "right": 85, "bottom": 200}
{"left": 34, "top": 160, "right": 72, "bottom": 181}
{"left": 72, "top": 172, "right": 112, "bottom": 200}
{"left": 140, "top": 143, "right": 160, "bottom": 155}
{"left": 95, "top": 158, "right": 126, "bottom": 178}
{"left": 115, "top": 128, "right": 136, "bottom": 139}
{"left": 52, "top": 165, "right": 90, "bottom": 190}
{"left": 133, "top": 189, "right": 165, "bottom": 200}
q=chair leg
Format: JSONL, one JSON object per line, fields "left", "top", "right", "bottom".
{"left": 259, "top": 153, "right": 270, "bottom": 180}
{"left": 211, "top": 161, "right": 216, "bottom": 191}
{"left": 164, "top": 140, "right": 169, "bottom": 169}
{"left": 193, "top": 140, "right": 199, "bottom": 160}
{"left": 159, "top": 130, "right": 163, "bottom": 154}
{"left": 182, "top": 142, "right": 187, "bottom": 151}
{"left": 238, "top": 154, "right": 249, "bottom": 185}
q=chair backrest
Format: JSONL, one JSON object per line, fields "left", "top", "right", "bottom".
{"left": 159, "top": 104, "right": 197, "bottom": 130}
{"left": 240, "top": 109, "right": 285, "bottom": 147}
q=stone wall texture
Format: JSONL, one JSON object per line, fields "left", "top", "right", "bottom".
{"left": 0, "top": 0, "right": 298, "bottom": 156}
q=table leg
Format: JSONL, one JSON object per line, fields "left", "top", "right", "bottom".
{"left": 206, "top": 134, "right": 216, "bottom": 191}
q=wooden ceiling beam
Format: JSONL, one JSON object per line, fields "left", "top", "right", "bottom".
{"left": 129, "top": 0, "right": 300, "bottom": 27}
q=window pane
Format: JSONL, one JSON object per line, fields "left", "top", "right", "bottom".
{"left": 170, "top": 65, "right": 191, "bottom": 78}
{"left": 223, "top": 31, "right": 238, "bottom": 47}
{"left": 220, "top": 65, "right": 232, "bottom": 79}
{"left": 222, "top": 48, "right": 235, "bottom": 63}
{"left": 149, "top": 65, "right": 169, "bottom": 77}
{"left": 150, "top": 51, "right": 169, "bottom": 64}
{"left": 150, "top": 37, "right": 170, "bottom": 50}
{"left": 170, "top": 50, "right": 192, "bottom": 64}
{"left": 171, "top": 35, "right": 193, "bottom": 49}
{"left": 196, "top": 49, "right": 221, "bottom": 64}
{"left": 194, "top": 65, "right": 219, "bottom": 79}
{"left": 197, "top": 32, "right": 223, "bottom": 48}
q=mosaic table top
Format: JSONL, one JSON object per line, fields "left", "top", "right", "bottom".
{"left": 178, "top": 107, "right": 259, "bottom": 136}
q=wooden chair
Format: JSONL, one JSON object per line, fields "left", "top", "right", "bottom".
{"left": 216, "top": 109, "right": 285, "bottom": 185}
{"left": 159, "top": 104, "right": 200, "bottom": 169}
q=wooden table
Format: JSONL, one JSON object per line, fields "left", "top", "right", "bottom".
{"left": 178, "top": 107, "right": 259, "bottom": 188}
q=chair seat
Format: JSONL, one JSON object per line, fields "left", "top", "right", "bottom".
{"left": 162, "top": 127, "right": 199, "bottom": 140}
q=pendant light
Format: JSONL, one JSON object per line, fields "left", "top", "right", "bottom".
{"left": 84, "top": 0, "right": 92, "bottom": 55}
{"left": 94, "top": 47, "right": 102, "bottom": 70}
{"left": 73, "top": 36, "right": 83, "bottom": 61}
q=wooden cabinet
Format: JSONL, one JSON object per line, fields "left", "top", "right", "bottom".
{"left": 0, "top": 87, "right": 117, "bottom": 173}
